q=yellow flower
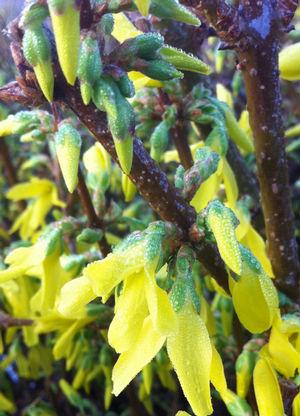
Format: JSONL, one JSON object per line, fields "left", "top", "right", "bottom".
{"left": 231, "top": 246, "right": 278, "bottom": 333}
{"left": 7, "top": 178, "right": 65, "bottom": 240}
{"left": 253, "top": 358, "right": 284, "bottom": 416}
{"left": 279, "top": 42, "right": 300, "bottom": 81}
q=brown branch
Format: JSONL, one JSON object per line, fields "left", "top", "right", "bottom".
{"left": 77, "top": 168, "right": 111, "bottom": 256}
{"left": 236, "top": 1, "right": 300, "bottom": 297}
{"left": 172, "top": 119, "right": 194, "bottom": 170}
{"left": 0, "top": 311, "right": 33, "bottom": 329}
{"left": 0, "top": 20, "right": 230, "bottom": 294}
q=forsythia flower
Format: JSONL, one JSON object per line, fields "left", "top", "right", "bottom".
{"left": 7, "top": 178, "right": 65, "bottom": 240}
{"left": 57, "top": 226, "right": 230, "bottom": 416}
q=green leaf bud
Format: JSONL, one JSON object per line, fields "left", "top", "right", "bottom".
{"left": 150, "top": 120, "right": 170, "bottom": 162}
{"left": 141, "top": 59, "right": 183, "bottom": 81}
{"left": 150, "top": 0, "right": 200, "bottom": 26}
{"left": 76, "top": 228, "right": 103, "bottom": 244}
{"left": 159, "top": 46, "right": 211, "bottom": 75}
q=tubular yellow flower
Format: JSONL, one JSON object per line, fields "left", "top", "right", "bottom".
{"left": 253, "top": 358, "right": 284, "bottom": 416}
{"left": 112, "top": 316, "right": 166, "bottom": 396}
{"left": 232, "top": 246, "right": 278, "bottom": 333}
{"left": 167, "top": 301, "right": 213, "bottom": 416}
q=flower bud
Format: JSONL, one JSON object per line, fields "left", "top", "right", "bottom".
{"left": 236, "top": 350, "right": 256, "bottom": 399}
{"left": 141, "top": 59, "right": 183, "bottom": 81}
{"left": 150, "top": 120, "right": 170, "bottom": 162}
{"left": 76, "top": 228, "right": 103, "bottom": 244}
{"left": 279, "top": 42, "right": 300, "bottom": 81}
{"left": 122, "top": 174, "right": 137, "bottom": 202}
{"left": 54, "top": 120, "right": 82, "bottom": 193}
{"left": 48, "top": 0, "right": 80, "bottom": 85}
{"left": 77, "top": 34, "right": 102, "bottom": 105}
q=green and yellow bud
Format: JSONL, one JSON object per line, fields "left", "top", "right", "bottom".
{"left": 48, "top": 0, "right": 80, "bottom": 85}
{"left": 279, "top": 42, "right": 300, "bottom": 81}
{"left": 220, "top": 103, "right": 254, "bottom": 154}
{"left": 206, "top": 200, "right": 242, "bottom": 275}
{"left": 122, "top": 174, "right": 137, "bottom": 202}
{"left": 54, "top": 120, "right": 82, "bottom": 193}
{"left": 150, "top": 0, "right": 200, "bottom": 26}
{"left": 134, "top": 0, "right": 151, "bottom": 16}
{"left": 159, "top": 46, "right": 211, "bottom": 75}
{"left": 221, "top": 389, "right": 253, "bottom": 416}
{"left": 285, "top": 123, "right": 300, "bottom": 138}
{"left": 77, "top": 34, "right": 102, "bottom": 105}
{"left": 22, "top": 25, "right": 54, "bottom": 101}
{"left": 235, "top": 350, "right": 256, "bottom": 399}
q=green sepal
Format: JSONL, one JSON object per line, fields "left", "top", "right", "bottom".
{"left": 159, "top": 46, "right": 211, "bottom": 75}
{"left": 116, "top": 74, "right": 135, "bottom": 98}
{"left": 40, "top": 227, "right": 63, "bottom": 257}
{"left": 134, "top": 33, "right": 164, "bottom": 60}
{"left": 77, "top": 35, "right": 102, "bottom": 86}
{"left": 150, "top": 120, "right": 170, "bottom": 162}
{"left": 150, "top": 0, "right": 200, "bottom": 26}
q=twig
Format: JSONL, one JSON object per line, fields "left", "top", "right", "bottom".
{"left": 172, "top": 119, "right": 193, "bottom": 170}
{"left": 188, "top": 0, "right": 300, "bottom": 297}
{"left": 0, "top": 311, "right": 33, "bottom": 329}
{"left": 77, "top": 168, "right": 111, "bottom": 256}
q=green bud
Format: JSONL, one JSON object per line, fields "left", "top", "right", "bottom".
{"left": 117, "top": 73, "right": 135, "bottom": 98}
{"left": 122, "top": 173, "right": 137, "bottom": 202}
{"left": 22, "top": 27, "right": 54, "bottom": 102}
{"left": 78, "top": 35, "right": 102, "bottom": 105}
{"left": 141, "top": 59, "right": 183, "bottom": 81}
{"left": 150, "top": 0, "right": 200, "bottom": 26}
{"left": 134, "top": 33, "right": 164, "bottom": 60}
{"left": 206, "top": 124, "right": 229, "bottom": 156}
{"left": 205, "top": 200, "right": 242, "bottom": 275}
{"left": 76, "top": 228, "right": 103, "bottom": 244}
{"left": 93, "top": 77, "right": 134, "bottom": 174}
{"left": 20, "top": 2, "right": 49, "bottom": 28}
{"left": 150, "top": 120, "right": 170, "bottom": 162}
{"left": 99, "top": 345, "right": 114, "bottom": 367}
{"left": 54, "top": 121, "right": 82, "bottom": 193}
{"left": 40, "top": 227, "right": 63, "bottom": 257}
{"left": 236, "top": 350, "right": 256, "bottom": 399}
{"left": 99, "top": 13, "right": 114, "bottom": 35}
{"left": 159, "top": 46, "right": 211, "bottom": 75}
{"left": 48, "top": 0, "right": 80, "bottom": 85}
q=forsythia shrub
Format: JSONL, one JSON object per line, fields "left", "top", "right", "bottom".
{"left": 0, "top": 0, "right": 299, "bottom": 415}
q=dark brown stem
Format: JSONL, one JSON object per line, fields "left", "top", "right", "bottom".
{"left": 172, "top": 120, "right": 193, "bottom": 170}
{"left": 77, "top": 168, "right": 111, "bottom": 256}
{"left": 237, "top": 3, "right": 300, "bottom": 296}
{"left": 0, "top": 311, "right": 33, "bottom": 329}
{"left": 227, "top": 140, "right": 259, "bottom": 202}
{"left": 0, "top": 139, "right": 26, "bottom": 210}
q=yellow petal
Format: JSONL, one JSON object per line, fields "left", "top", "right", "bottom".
{"left": 57, "top": 276, "right": 96, "bottom": 319}
{"left": 293, "top": 392, "right": 300, "bottom": 416}
{"left": 6, "top": 178, "right": 52, "bottom": 200}
{"left": 191, "top": 171, "right": 221, "bottom": 212}
{"left": 279, "top": 42, "right": 300, "bottom": 81}
{"left": 83, "top": 143, "right": 111, "bottom": 173}
{"left": 134, "top": 0, "right": 151, "bottom": 16}
{"left": 108, "top": 272, "right": 148, "bottom": 353}
{"left": 145, "top": 277, "right": 177, "bottom": 336}
{"left": 167, "top": 303, "right": 213, "bottom": 416}
{"left": 210, "top": 344, "right": 227, "bottom": 396}
{"left": 241, "top": 226, "right": 274, "bottom": 277}
{"left": 112, "top": 13, "right": 142, "bottom": 43}
{"left": 53, "top": 319, "right": 90, "bottom": 360}
{"left": 253, "top": 358, "right": 284, "bottom": 416}
{"left": 268, "top": 325, "right": 300, "bottom": 378}
{"left": 128, "top": 71, "right": 163, "bottom": 90}
{"left": 222, "top": 157, "right": 238, "bottom": 207}
{"left": 216, "top": 83, "right": 233, "bottom": 109}
{"left": 232, "top": 272, "right": 278, "bottom": 333}
{"left": 0, "top": 392, "right": 16, "bottom": 414}
{"left": 176, "top": 412, "right": 192, "bottom": 416}
{"left": 112, "top": 316, "right": 165, "bottom": 396}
